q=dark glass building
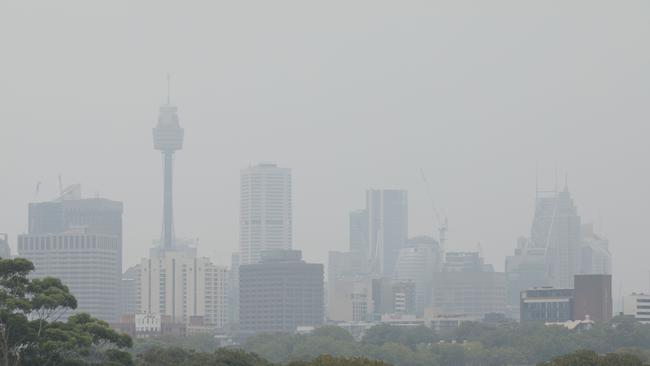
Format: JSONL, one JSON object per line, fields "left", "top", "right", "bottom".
{"left": 520, "top": 287, "right": 575, "bottom": 322}
{"left": 239, "top": 250, "right": 324, "bottom": 335}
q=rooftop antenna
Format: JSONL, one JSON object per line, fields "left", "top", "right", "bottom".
{"left": 564, "top": 171, "right": 569, "bottom": 192}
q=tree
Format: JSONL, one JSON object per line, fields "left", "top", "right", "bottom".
{"left": 287, "top": 355, "right": 392, "bottom": 366}
{"left": 136, "top": 347, "right": 272, "bottom": 366}
{"left": 0, "top": 258, "right": 132, "bottom": 366}
{"left": 539, "top": 350, "right": 643, "bottom": 366}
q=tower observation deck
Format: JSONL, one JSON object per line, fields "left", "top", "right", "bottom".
{"left": 153, "top": 100, "right": 184, "bottom": 249}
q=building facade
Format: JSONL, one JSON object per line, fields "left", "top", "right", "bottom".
{"left": 138, "top": 248, "right": 228, "bottom": 329}
{"left": 622, "top": 294, "right": 650, "bottom": 323}
{"left": 239, "top": 163, "right": 292, "bottom": 265}
{"left": 239, "top": 250, "right": 324, "bottom": 334}
{"left": 366, "top": 189, "right": 408, "bottom": 276}
{"left": 18, "top": 231, "right": 121, "bottom": 322}
{"left": 393, "top": 236, "right": 442, "bottom": 315}
{"left": 0, "top": 233, "right": 9, "bottom": 258}
{"left": 574, "top": 274, "right": 612, "bottom": 322}
{"left": 432, "top": 252, "right": 506, "bottom": 319}
{"left": 520, "top": 287, "right": 575, "bottom": 323}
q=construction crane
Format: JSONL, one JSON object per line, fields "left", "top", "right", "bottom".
{"left": 420, "top": 169, "right": 448, "bottom": 251}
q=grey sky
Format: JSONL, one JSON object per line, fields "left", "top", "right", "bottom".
{"left": 1, "top": 1, "right": 648, "bottom": 293}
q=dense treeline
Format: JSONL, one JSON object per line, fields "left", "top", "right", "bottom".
{"left": 133, "top": 318, "right": 650, "bottom": 366}
{"left": 241, "top": 320, "right": 650, "bottom": 366}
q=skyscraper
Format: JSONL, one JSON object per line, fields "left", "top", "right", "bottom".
{"left": 153, "top": 91, "right": 184, "bottom": 249}
{"left": 366, "top": 189, "right": 408, "bottom": 276}
{"left": 138, "top": 251, "right": 228, "bottom": 328}
{"left": 393, "top": 236, "right": 442, "bottom": 314}
{"left": 18, "top": 230, "right": 121, "bottom": 322}
{"left": 239, "top": 163, "right": 292, "bottom": 265}
{"left": 19, "top": 189, "right": 123, "bottom": 322}
{"left": 530, "top": 187, "right": 582, "bottom": 288}
{"left": 349, "top": 209, "right": 369, "bottom": 255}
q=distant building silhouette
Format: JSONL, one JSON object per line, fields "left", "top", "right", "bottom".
{"left": 366, "top": 189, "right": 408, "bottom": 276}
{"left": 239, "top": 163, "right": 292, "bottom": 265}
{"left": 0, "top": 233, "right": 9, "bottom": 258}
{"left": 432, "top": 252, "right": 506, "bottom": 319}
{"left": 239, "top": 250, "right": 323, "bottom": 334}
{"left": 574, "top": 274, "right": 612, "bottom": 322}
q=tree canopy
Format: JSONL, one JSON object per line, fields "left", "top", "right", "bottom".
{"left": 0, "top": 257, "right": 133, "bottom": 366}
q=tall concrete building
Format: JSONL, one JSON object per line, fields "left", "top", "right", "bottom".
{"left": 530, "top": 188, "right": 582, "bottom": 288}
{"left": 239, "top": 163, "right": 292, "bottom": 265}
{"left": 505, "top": 237, "right": 548, "bottom": 317}
{"left": 393, "top": 236, "right": 442, "bottom": 315}
{"left": 579, "top": 224, "right": 612, "bottom": 275}
{"left": 432, "top": 252, "right": 506, "bottom": 319}
{"left": 19, "top": 189, "right": 123, "bottom": 322}
{"left": 18, "top": 230, "right": 121, "bottom": 321}
{"left": 138, "top": 248, "right": 228, "bottom": 328}
{"left": 574, "top": 274, "right": 612, "bottom": 322}
{"left": 366, "top": 189, "right": 408, "bottom": 276}
{"left": 28, "top": 187, "right": 124, "bottom": 272}
{"left": 239, "top": 250, "right": 324, "bottom": 334}
{"left": 0, "top": 233, "right": 9, "bottom": 258}
{"left": 349, "top": 209, "right": 369, "bottom": 255}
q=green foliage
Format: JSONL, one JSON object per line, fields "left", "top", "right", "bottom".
{"left": 135, "top": 347, "right": 271, "bottom": 366}
{"left": 132, "top": 334, "right": 220, "bottom": 355}
{"left": 239, "top": 318, "right": 650, "bottom": 366}
{"left": 287, "top": 354, "right": 391, "bottom": 366}
{"left": 0, "top": 257, "right": 133, "bottom": 366}
{"left": 539, "top": 349, "right": 643, "bottom": 366}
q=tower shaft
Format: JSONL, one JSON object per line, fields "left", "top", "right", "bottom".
{"left": 162, "top": 151, "right": 174, "bottom": 248}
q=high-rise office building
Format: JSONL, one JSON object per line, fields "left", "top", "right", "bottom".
{"left": 349, "top": 209, "right": 369, "bottom": 255}
{"left": 393, "top": 236, "right": 442, "bottom": 315}
{"left": 505, "top": 237, "right": 548, "bottom": 317}
{"left": 530, "top": 188, "right": 582, "bottom": 288}
{"left": 239, "top": 250, "right": 323, "bottom": 334}
{"left": 239, "top": 163, "right": 292, "bottom": 265}
{"left": 573, "top": 274, "right": 612, "bottom": 322}
{"left": 18, "top": 230, "right": 121, "bottom": 321}
{"left": 28, "top": 188, "right": 124, "bottom": 271}
{"left": 19, "top": 189, "right": 123, "bottom": 322}
{"left": 0, "top": 233, "right": 9, "bottom": 258}
{"left": 579, "top": 224, "right": 612, "bottom": 275}
{"left": 366, "top": 189, "right": 408, "bottom": 276}
{"left": 119, "top": 265, "right": 140, "bottom": 318}
{"left": 432, "top": 252, "right": 506, "bottom": 319}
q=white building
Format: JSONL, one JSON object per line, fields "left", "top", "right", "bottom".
{"left": 623, "top": 294, "right": 650, "bottom": 323}
{"left": 18, "top": 230, "right": 121, "bottom": 322}
{"left": 239, "top": 163, "right": 292, "bottom": 265}
{"left": 138, "top": 246, "right": 228, "bottom": 329}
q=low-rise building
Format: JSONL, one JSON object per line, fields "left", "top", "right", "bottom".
{"left": 520, "top": 287, "right": 574, "bottom": 323}
{"left": 622, "top": 293, "right": 650, "bottom": 323}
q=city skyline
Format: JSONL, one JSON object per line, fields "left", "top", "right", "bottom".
{"left": 1, "top": 1, "right": 649, "bottom": 296}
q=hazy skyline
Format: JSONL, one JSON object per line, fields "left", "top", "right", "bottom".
{"left": 1, "top": 1, "right": 648, "bottom": 293}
